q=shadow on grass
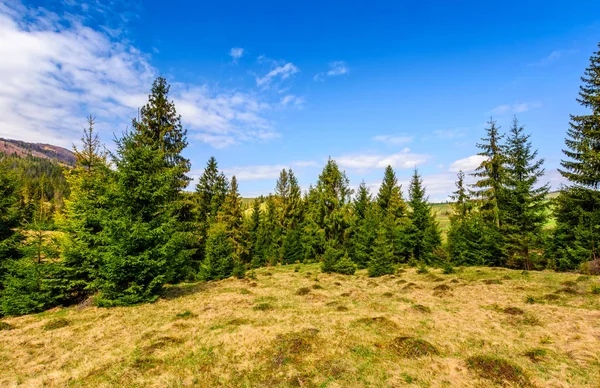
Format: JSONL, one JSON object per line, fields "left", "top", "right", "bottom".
{"left": 161, "top": 282, "right": 213, "bottom": 300}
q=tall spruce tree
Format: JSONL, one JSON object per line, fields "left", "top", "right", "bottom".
{"left": 60, "top": 117, "right": 114, "bottom": 301}
{"left": 0, "top": 158, "right": 23, "bottom": 267}
{"left": 471, "top": 118, "right": 505, "bottom": 227}
{"left": 502, "top": 117, "right": 549, "bottom": 268}
{"left": 349, "top": 182, "right": 378, "bottom": 268}
{"left": 194, "top": 157, "right": 229, "bottom": 263}
{"left": 552, "top": 42, "right": 600, "bottom": 268}
{"left": 376, "top": 165, "right": 411, "bottom": 262}
{"left": 408, "top": 169, "right": 441, "bottom": 263}
{"left": 368, "top": 226, "right": 395, "bottom": 277}
{"left": 99, "top": 77, "right": 192, "bottom": 305}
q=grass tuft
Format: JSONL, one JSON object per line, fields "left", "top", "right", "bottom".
{"left": 411, "top": 304, "right": 431, "bottom": 313}
{"left": 388, "top": 337, "right": 439, "bottom": 358}
{"left": 483, "top": 279, "right": 502, "bottom": 285}
{"left": 466, "top": 355, "right": 532, "bottom": 387}
{"left": 269, "top": 328, "right": 319, "bottom": 367}
{"left": 295, "top": 287, "right": 311, "bottom": 295}
{"left": 524, "top": 348, "right": 548, "bottom": 362}
{"left": 353, "top": 316, "right": 398, "bottom": 331}
{"left": 382, "top": 292, "right": 394, "bottom": 297}
{"left": 43, "top": 318, "right": 70, "bottom": 331}
{"left": 253, "top": 302, "right": 274, "bottom": 311}
{"left": 0, "top": 322, "right": 14, "bottom": 331}
{"left": 175, "top": 310, "right": 197, "bottom": 319}
{"left": 502, "top": 307, "right": 525, "bottom": 315}
{"left": 312, "top": 284, "right": 323, "bottom": 290}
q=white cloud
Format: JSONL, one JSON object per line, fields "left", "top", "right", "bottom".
{"left": 229, "top": 47, "right": 244, "bottom": 62}
{"left": 0, "top": 2, "right": 288, "bottom": 149}
{"left": 314, "top": 60, "right": 350, "bottom": 81}
{"left": 337, "top": 148, "right": 429, "bottom": 170}
{"left": 279, "top": 94, "right": 305, "bottom": 108}
{"left": 449, "top": 155, "right": 487, "bottom": 172}
{"left": 327, "top": 61, "right": 349, "bottom": 76}
{"left": 256, "top": 62, "right": 299, "bottom": 87}
{"left": 491, "top": 102, "right": 542, "bottom": 115}
{"left": 223, "top": 160, "right": 318, "bottom": 181}
{"left": 372, "top": 135, "right": 414, "bottom": 145}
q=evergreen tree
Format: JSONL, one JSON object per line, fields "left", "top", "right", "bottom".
{"left": 560, "top": 43, "right": 600, "bottom": 188}
{"left": 313, "top": 158, "right": 353, "bottom": 248}
{"left": 502, "top": 117, "right": 549, "bottom": 268}
{"left": 1, "top": 192, "right": 60, "bottom": 315}
{"left": 218, "top": 176, "right": 248, "bottom": 266}
{"left": 98, "top": 77, "right": 192, "bottom": 305}
{"left": 282, "top": 227, "right": 304, "bottom": 264}
{"left": 252, "top": 195, "right": 280, "bottom": 267}
{"left": 377, "top": 165, "right": 407, "bottom": 219}
{"left": 59, "top": 117, "right": 114, "bottom": 302}
{"left": 349, "top": 182, "right": 378, "bottom": 268}
{"left": 0, "top": 159, "right": 23, "bottom": 267}
{"left": 368, "top": 227, "right": 395, "bottom": 277}
{"left": 201, "top": 222, "right": 234, "bottom": 280}
{"left": 408, "top": 169, "right": 441, "bottom": 263}
{"left": 471, "top": 118, "right": 505, "bottom": 227}
{"left": 553, "top": 42, "right": 600, "bottom": 268}
{"left": 449, "top": 171, "right": 471, "bottom": 223}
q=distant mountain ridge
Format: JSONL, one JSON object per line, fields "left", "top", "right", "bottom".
{"left": 0, "top": 138, "right": 76, "bottom": 166}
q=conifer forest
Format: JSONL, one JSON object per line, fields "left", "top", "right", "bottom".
{"left": 0, "top": 24, "right": 599, "bottom": 388}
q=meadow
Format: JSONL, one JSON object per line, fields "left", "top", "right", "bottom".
{"left": 1, "top": 264, "right": 598, "bottom": 387}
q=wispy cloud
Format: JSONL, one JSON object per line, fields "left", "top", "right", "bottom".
{"left": 327, "top": 61, "right": 349, "bottom": 76}
{"left": 433, "top": 129, "right": 465, "bottom": 139}
{"left": 229, "top": 47, "right": 244, "bottom": 63}
{"left": 528, "top": 50, "right": 575, "bottom": 67}
{"left": 372, "top": 135, "right": 414, "bottom": 145}
{"left": 256, "top": 62, "right": 299, "bottom": 87}
{"left": 337, "top": 148, "right": 429, "bottom": 170}
{"left": 491, "top": 101, "right": 542, "bottom": 115}
{"left": 279, "top": 94, "right": 305, "bottom": 108}
{"left": 314, "top": 60, "right": 350, "bottom": 81}
{"left": 0, "top": 2, "right": 291, "bottom": 149}
{"left": 448, "top": 155, "right": 487, "bottom": 172}
{"left": 223, "top": 160, "right": 318, "bottom": 181}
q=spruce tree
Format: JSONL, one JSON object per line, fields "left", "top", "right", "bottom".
{"left": 553, "top": 42, "right": 600, "bottom": 267}
{"left": 201, "top": 222, "right": 234, "bottom": 280}
{"left": 471, "top": 118, "right": 505, "bottom": 227}
{"left": 349, "top": 182, "right": 378, "bottom": 268}
{"left": 0, "top": 159, "right": 23, "bottom": 267}
{"left": 218, "top": 176, "right": 248, "bottom": 267}
{"left": 99, "top": 77, "right": 192, "bottom": 305}
{"left": 502, "top": 117, "right": 549, "bottom": 268}
{"left": 408, "top": 169, "right": 441, "bottom": 263}
{"left": 377, "top": 165, "right": 407, "bottom": 219}
{"left": 59, "top": 116, "right": 114, "bottom": 302}
{"left": 368, "top": 226, "right": 395, "bottom": 277}
{"left": 194, "top": 157, "right": 229, "bottom": 262}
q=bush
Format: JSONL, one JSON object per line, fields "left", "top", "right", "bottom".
{"left": 580, "top": 259, "right": 600, "bottom": 275}
{"left": 333, "top": 255, "right": 357, "bottom": 275}
{"left": 416, "top": 264, "right": 429, "bottom": 274}
{"left": 321, "top": 245, "right": 344, "bottom": 273}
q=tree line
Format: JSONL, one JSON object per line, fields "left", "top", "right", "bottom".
{"left": 1, "top": 44, "right": 599, "bottom": 316}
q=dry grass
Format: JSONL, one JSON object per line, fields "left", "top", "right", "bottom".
{"left": 0, "top": 265, "right": 599, "bottom": 387}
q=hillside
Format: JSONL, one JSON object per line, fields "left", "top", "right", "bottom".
{"left": 1, "top": 264, "right": 598, "bottom": 387}
{"left": 0, "top": 138, "right": 76, "bottom": 166}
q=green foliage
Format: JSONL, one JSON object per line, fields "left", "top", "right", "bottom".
{"left": 349, "top": 182, "right": 378, "bottom": 268}
{"left": 98, "top": 77, "right": 192, "bottom": 305}
{"left": 502, "top": 117, "right": 550, "bottom": 268}
{"left": 408, "top": 169, "right": 441, "bottom": 263}
{"left": 321, "top": 244, "right": 344, "bottom": 273}
{"left": 368, "top": 227, "right": 395, "bottom": 277}
{"left": 282, "top": 227, "right": 304, "bottom": 265}
{"left": 1, "top": 225, "right": 61, "bottom": 316}
{"left": 333, "top": 254, "right": 357, "bottom": 275}
{"left": 471, "top": 118, "right": 505, "bottom": 227}
{"left": 201, "top": 222, "right": 234, "bottom": 281}
{"left": 59, "top": 117, "right": 114, "bottom": 302}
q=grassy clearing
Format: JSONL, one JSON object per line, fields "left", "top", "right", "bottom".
{"left": 0, "top": 265, "right": 599, "bottom": 387}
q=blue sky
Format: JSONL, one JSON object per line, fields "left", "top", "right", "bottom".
{"left": 1, "top": 0, "right": 599, "bottom": 200}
